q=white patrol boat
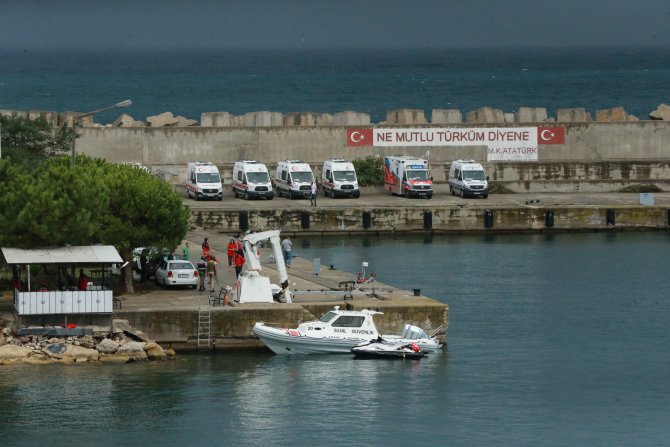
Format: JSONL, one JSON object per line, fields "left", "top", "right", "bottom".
{"left": 253, "top": 306, "right": 441, "bottom": 355}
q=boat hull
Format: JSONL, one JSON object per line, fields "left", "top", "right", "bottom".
{"left": 253, "top": 323, "right": 373, "bottom": 354}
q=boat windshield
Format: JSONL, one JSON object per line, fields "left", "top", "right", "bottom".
{"left": 331, "top": 316, "right": 365, "bottom": 328}
{"left": 320, "top": 311, "right": 338, "bottom": 323}
{"left": 247, "top": 172, "right": 270, "bottom": 183}
{"left": 333, "top": 171, "right": 357, "bottom": 182}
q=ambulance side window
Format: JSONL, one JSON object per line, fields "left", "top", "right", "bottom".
{"left": 454, "top": 169, "right": 461, "bottom": 180}
{"left": 237, "top": 171, "right": 243, "bottom": 182}
{"left": 326, "top": 169, "right": 331, "bottom": 180}
{"left": 281, "top": 170, "right": 287, "bottom": 181}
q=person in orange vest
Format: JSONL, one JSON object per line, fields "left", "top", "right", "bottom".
{"left": 226, "top": 238, "right": 237, "bottom": 268}
{"left": 202, "top": 237, "right": 211, "bottom": 259}
{"left": 234, "top": 249, "right": 245, "bottom": 279}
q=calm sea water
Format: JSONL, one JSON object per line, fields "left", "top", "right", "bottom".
{"left": 1, "top": 232, "right": 669, "bottom": 447}
{"left": 1, "top": 47, "right": 670, "bottom": 123}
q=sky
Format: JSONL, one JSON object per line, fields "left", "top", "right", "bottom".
{"left": 1, "top": 0, "right": 670, "bottom": 50}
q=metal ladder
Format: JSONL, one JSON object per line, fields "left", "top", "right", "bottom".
{"left": 197, "top": 295, "right": 211, "bottom": 348}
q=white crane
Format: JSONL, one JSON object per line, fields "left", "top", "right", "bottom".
{"left": 235, "top": 230, "right": 292, "bottom": 304}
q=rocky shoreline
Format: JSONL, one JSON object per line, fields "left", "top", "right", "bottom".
{"left": 0, "top": 321, "right": 175, "bottom": 366}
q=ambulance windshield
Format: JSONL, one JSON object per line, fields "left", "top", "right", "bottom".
{"left": 247, "top": 172, "right": 270, "bottom": 183}
{"left": 290, "top": 171, "right": 313, "bottom": 183}
{"left": 407, "top": 170, "right": 430, "bottom": 181}
{"left": 333, "top": 171, "right": 356, "bottom": 182}
{"left": 196, "top": 172, "right": 221, "bottom": 183}
{"left": 463, "top": 170, "right": 486, "bottom": 181}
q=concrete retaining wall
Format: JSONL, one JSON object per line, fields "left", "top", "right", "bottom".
{"left": 191, "top": 204, "right": 670, "bottom": 234}
{"left": 76, "top": 121, "right": 670, "bottom": 190}
{"left": 114, "top": 300, "right": 448, "bottom": 350}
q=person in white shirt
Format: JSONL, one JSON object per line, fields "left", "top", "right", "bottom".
{"left": 310, "top": 180, "right": 317, "bottom": 207}
{"left": 281, "top": 236, "right": 293, "bottom": 267}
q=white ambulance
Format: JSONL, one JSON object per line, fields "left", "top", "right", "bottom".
{"left": 185, "top": 161, "right": 223, "bottom": 201}
{"left": 384, "top": 156, "right": 433, "bottom": 199}
{"left": 232, "top": 160, "right": 274, "bottom": 200}
{"left": 321, "top": 158, "right": 360, "bottom": 198}
{"left": 275, "top": 160, "right": 314, "bottom": 199}
{"left": 449, "top": 159, "right": 489, "bottom": 199}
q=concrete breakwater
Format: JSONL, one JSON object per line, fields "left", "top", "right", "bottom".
{"left": 3, "top": 104, "right": 670, "bottom": 128}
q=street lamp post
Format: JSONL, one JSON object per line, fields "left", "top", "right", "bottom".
{"left": 70, "top": 99, "right": 132, "bottom": 165}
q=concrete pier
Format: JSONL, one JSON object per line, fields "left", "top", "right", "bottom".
{"left": 111, "top": 230, "right": 448, "bottom": 351}
{"left": 186, "top": 187, "right": 670, "bottom": 234}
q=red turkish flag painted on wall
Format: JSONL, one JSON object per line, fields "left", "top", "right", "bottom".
{"left": 537, "top": 127, "right": 565, "bottom": 145}
{"left": 346, "top": 128, "right": 374, "bottom": 147}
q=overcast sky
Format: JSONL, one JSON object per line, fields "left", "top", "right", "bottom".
{"left": 2, "top": 0, "right": 670, "bottom": 50}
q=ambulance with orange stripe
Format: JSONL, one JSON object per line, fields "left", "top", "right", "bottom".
{"left": 384, "top": 156, "right": 433, "bottom": 199}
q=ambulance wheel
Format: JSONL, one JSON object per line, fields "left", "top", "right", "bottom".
{"left": 244, "top": 191, "right": 249, "bottom": 200}
{"left": 483, "top": 194, "right": 488, "bottom": 199}
{"left": 404, "top": 189, "right": 410, "bottom": 199}
{"left": 191, "top": 285, "right": 197, "bottom": 289}
{"left": 277, "top": 188, "right": 282, "bottom": 198}
{"left": 450, "top": 186, "right": 455, "bottom": 196}
{"left": 460, "top": 188, "right": 465, "bottom": 198}
{"left": 288, "top": 190, "right": 294, "bottom": 199}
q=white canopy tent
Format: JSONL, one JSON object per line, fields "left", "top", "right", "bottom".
{"left": 2, "top": 245, "right": 124, "bottom": 317}
{"left": 2, "top": 245, "right": 123, "bottom": 292}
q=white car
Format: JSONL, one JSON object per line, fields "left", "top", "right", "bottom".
{"left": 155, "top": 259, "right": 199, "bottom": 289}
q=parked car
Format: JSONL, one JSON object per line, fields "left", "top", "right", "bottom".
{"left": 155, "top": 259, "right": 199, "bottom": 289}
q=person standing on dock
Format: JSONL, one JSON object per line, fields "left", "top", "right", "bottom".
{"left": 234, "top": 249, "right": 245, "bottom": 278}
{"left": 196, "top": 256, "right": 207, "bottom": 291}
{"left": 206, "top": 255, "right": 218, "bottom": 292}
{"left": 227, "top": 238, "right": 237, "bottom": 268}
{"left": 202, "top": 238, "right": 211, "bottom": 259}
{"left": 281, "top": 236, "right": 293, "bottom": 268}
{"left": 310, "top": 180, "right": 317, "bottom": 207}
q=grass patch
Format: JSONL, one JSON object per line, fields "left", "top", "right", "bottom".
{"left": 488, "top": 182, "right": 515, "bottom": 194}
{"left": 618, "top": 184, "right": 663, "bottom": 193}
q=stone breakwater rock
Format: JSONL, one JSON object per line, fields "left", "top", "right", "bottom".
{"left": 649, "top": 103, "right": 670, "bottom": 120}
{"left": 97, "top": 338, "right": 119, "bottom": 354}
{"left": 147, "top": 112, "right": 197, "bottom": 127}
{"left": 117, "top": 341, "right": 148, "bottom": 361}
{"left": 113, "top": 113, "right": 146, "bottom": 127}
{"left": 0, "top": 327, "right": 172, "bottom": 365}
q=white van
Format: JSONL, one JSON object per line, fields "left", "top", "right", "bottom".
{"left": 449, "top": 159, "right": 489, "bottom": 198}
{"left": 321, "top": 158, "right": 360, "bottom": 198}
{"left": 186, "top": 161, "right": 223, "bottom": 201}
{"left": 275, "top": 160, "right": 314, "bottom": 199}
{"left": 232, "top": 160, "right": 274, "bottom": 200}
{"left": 384, "top": 156, "right": 433, "bottom": 199}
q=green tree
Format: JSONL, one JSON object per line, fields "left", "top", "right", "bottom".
{"left": 98, "top": 161, "right": 190, "bottom": 293}
{"left": 0, "top": 116, "right": 74, "bottom": 167}
{"left": 14, "top": 158, "right": 109, "bottom": 248}
{"left": 0, "top": 159, "right": 32, "bottom": 247}
{"left": 353, "top": 155, "right": 385, "bottom": 186}
{"left": 0, "top": 155, "right": 190, "bottom": 294}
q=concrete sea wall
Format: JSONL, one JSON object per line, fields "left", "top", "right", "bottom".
{"left": 73, "top": 121, "right": 670, "bottom": 192}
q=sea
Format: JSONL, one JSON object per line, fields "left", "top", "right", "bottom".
{"left": 1, "top": 232, "right": 670, "bottom": 447}
{"left": 2, "top": 48, "right": 670, "bottom": 446}
{"left": 1, "top": 47, "right": 670, "bottom": 123}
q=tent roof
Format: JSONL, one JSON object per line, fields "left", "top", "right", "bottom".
{"left": 1, "top": 246, "right": 123, "bottom": 265}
